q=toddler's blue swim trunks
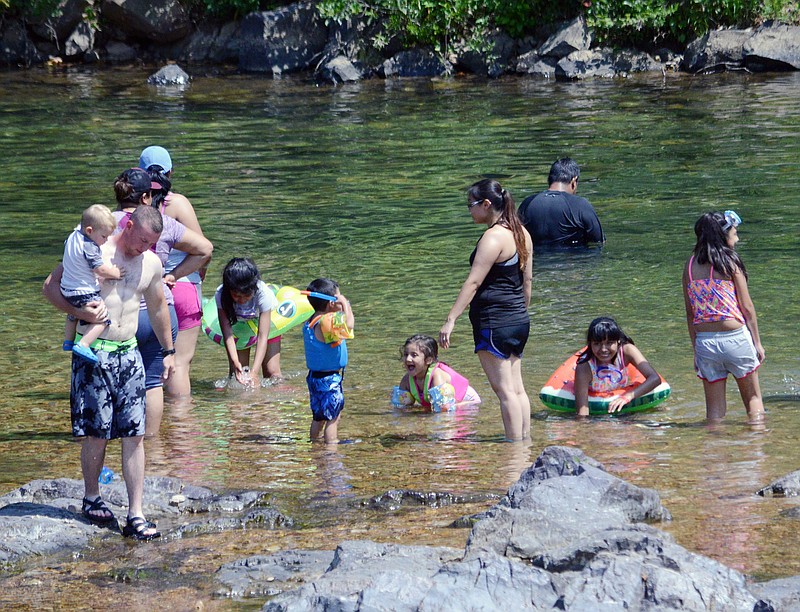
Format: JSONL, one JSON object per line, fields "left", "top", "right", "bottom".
{"left": 306, "top": 370, "right": 344, "bottom": 422}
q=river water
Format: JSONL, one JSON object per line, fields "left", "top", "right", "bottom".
{"left": 0, "top": 66, "right": 799, "bottom": 609}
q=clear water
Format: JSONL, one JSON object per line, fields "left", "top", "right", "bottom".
{"left": 0, "top": 66, "right": 799, "bottom": 607}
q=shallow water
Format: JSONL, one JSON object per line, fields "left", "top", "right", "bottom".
{"left": 0, "top": 66, "right": 799, "bottom": 607}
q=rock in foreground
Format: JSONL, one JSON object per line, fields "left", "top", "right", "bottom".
{"left": 260, "top": 446, "right": 778, "bottom": 611}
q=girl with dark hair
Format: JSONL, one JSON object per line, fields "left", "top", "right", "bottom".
{"left": 574, "top": 317, "right": 660, "bottom": 416}
{"left": 683, "top": 210, "right": 764, "bottom": 422}
{"left": 139, "top": 146, "right": 211, "bottom": 399}
{"left": 439, "top": 179, "right": 533, "bottom": 440}
{"left": 391, "top": 334, "right": 481, "bottom": 411}
{"left": 214, "top": 258, "right": 280, "bottom": 388}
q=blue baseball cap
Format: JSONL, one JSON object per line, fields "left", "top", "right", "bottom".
{"left": 139, "top": 146, "right": 173, "bottom": 173}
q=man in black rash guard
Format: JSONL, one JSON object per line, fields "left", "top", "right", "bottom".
{"left": 518, "top": 157, "right": 605, "bottom": 248}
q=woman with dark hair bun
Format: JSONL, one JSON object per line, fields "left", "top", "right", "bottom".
{"left": 114, "top": 167, "right": 213, "bottom": 435}
{"left": 439, "top": 179, "right": 533, "bottom": 441}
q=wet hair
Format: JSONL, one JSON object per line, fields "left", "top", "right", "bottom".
{"left": 306, "top": 278, "right": 339, "bottom": 312}
{"left": 400, "top": 334, "right": 438, "bottom": 363}
{"left": 145, "top": 165, "right": 172, "bottom": 210}
{"left": 577, "top": 317, "right": 634, "bottom": 363}
{"left": 548, "top": 157, "right": 581, "bottom": 185}
{"left": 114, "top": 169, "right": 151, "bottom": 207}
{"left": 692, "top": 212, "right": 747, "bottom": 280}
{"left": 81, "top": 204, "right": 116, "bottom": 233}
{"left": 467, "top": 179, "right": 530, "bottom": 272}
{"left": 220, "top": 257, "right": 261, "bottom": 325}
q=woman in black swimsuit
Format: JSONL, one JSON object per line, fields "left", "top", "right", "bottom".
{"left": 439, "top": 179, "right": 533, "bottom": 441}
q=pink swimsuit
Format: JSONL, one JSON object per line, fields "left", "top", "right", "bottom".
{"left": 409, "top": 362, "right": 472, "bottom": 408}
{"left": 686, "top": 255, "right": 745, "bottom": 325}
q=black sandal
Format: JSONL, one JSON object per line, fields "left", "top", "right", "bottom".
{"left": 122, "top": 516, "right": 161, "bottom": 541}
{"left": 82, "top": 496, "right": 116, "bottom": 526}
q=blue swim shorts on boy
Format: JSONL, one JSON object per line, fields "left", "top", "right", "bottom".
{"left": 306, "top": 371, "right": 344, "bottom": 422}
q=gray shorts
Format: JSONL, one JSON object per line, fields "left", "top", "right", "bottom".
{"left": 70, "top": 345, "right": 146, "bottom": 439}
{"left": 694, "top": 326, "right": 760, "bottom": 382}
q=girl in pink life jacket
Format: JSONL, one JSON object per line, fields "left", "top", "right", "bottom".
{"left": 574, "top": 317, "right": 661, "bottom": 417}
{"left": 391, "top": 334, "right": 481, "bottom": 412}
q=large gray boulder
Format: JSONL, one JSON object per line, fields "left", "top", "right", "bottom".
{"left": 64, "top": 21, "right": 96, "bottom": 58}
{"left": 556, "top": 49, "right": 616, "bottom": 80}
{"left": 744, "top": 23, "right": 800, "bottom": 71}
{"left": 515, "top": 51, "right": 558, "bottom": 78}
{"left": 31, "top": 0, "right": 91, "bottom": 42}
{"left": 0, "top": 20, "right": 44, "bottom": 67}
{"left": 101, "top": 0, "right": 191, "bottom": 43}
{"left": 318, "top": 55, "right": 363, "bottom": 84}
{"left": 250, "top": 447, "right": 768, "bottom": 610}
{"left": 539, "top": 16, "right": 592, "bottom": 60}
{"left": 238, "top": 3, "right": 327, "bottom": 74}
{"left": 683, "top": 28, "right": 754, "bottom": 73}
{"left": 555, "top": 48, "right": 663, "bottom": 80}
{"left": 177, "top": 22, "right": 240, "bottom": 64}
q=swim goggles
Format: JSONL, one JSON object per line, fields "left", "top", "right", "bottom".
{"left": 722, "top": 210, "right": 742, "bottom": 231}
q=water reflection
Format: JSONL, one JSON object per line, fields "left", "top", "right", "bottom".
{"left": 309, "top": 446, "right": 354, "bottom": 499}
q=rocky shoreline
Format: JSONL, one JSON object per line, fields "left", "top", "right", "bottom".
{"left": 3, "top": 446, "right": 800, "bottom": 609}
{"left": 4, "top": 1, "right": 800, "bottom": 83}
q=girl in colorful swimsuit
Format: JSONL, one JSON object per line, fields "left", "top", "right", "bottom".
{"left": 683, "top": 210, "right": 764, "bottom": 423}
{"left": 574, "top": 317, "right": 661, "bottom": 416}
{"left": 392, "top": 334, "right": 481, "bottom": 412}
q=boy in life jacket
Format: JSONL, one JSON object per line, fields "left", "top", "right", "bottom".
{"left": 303, "top": 278, "right": 354, "bottom": 444}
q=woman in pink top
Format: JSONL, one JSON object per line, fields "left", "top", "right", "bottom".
{"left": 682, "top": 211, "right": 764, "bottom": 423}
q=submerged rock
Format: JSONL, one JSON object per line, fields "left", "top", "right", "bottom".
{"left": 758, "top": 469, "right": 800, "bottom": 497}
{"left": 216, "top": 549, "right": 336, "bottom": 598}
{"left": 147, "top": 64, "right": 190, "bottom": 86}
{"left": 0, "top": 476, "right": 288, "bottom": 566}
{"left": 366, "top": 489, "right": 499, "bottom": 510}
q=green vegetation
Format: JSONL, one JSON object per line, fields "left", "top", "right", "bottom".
{"left": 2, "top": 0, "right": 799, "bottom": 55}
{"left": 317, "top": 0, "right": 800, "bottom": 52}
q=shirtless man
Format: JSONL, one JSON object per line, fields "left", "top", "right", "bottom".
{"left": 43, "top": 205, "right": 174, "bottom": 540}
